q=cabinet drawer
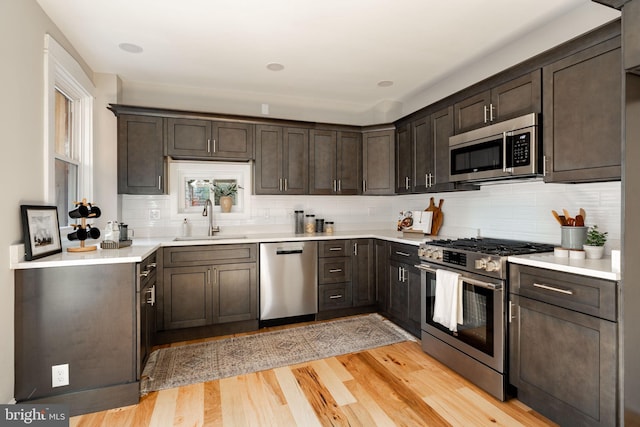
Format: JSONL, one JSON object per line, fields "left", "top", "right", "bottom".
{"left": 319, "top": 283, "right": 352, "bottom": 311}
{"left": 319, "top": 240, "right": 350, "bottom": 257}
{"left": 163, "top": 244, "right": 257, "bottom": 267}
{"left": 388, "top": 242, "right": 419, "bottom": 264}
{"left": 510, "top": 264, "right": 617, "bottom": 321}
{"left": 318, "top": 257, "right": 351, "bottom": 284}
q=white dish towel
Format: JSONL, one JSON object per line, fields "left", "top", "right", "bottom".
{"left": 432, "top": 269, "right": 463, "bottom": 332}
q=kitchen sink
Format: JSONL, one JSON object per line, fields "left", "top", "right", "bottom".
{"left": 173, "top": 235, "right": 247, "bottom": 241}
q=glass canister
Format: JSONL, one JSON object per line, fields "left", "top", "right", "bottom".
{"left": 294, "top": 210, "right": 304, "bottom": 234}
{"left": 315, "top": 218, "right": 324, "bottom": 233}
{"left": 305, "top": 214, "right": 316, "bottom": 234}
{"left": 325, "top": 221, "right": 334, "bottom": 234}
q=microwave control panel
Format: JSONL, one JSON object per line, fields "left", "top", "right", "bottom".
{"left": 511, "top": 132, "right": 530, "bottom": 166}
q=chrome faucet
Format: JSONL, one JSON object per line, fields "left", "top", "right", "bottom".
{"left": 202, "top": 199, "right": 220, "bottom": 236}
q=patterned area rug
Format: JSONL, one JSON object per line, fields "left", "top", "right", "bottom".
{"left": 140, "top": 314, "right": 415, "bottom": 394}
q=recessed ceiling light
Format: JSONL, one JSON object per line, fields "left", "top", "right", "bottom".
{"left": 118, "top": 43, "right": 143, "bottom": 54}
{"left": 377, "top": 80, "right": 394, "bottom": 87}
{"left": 266, "top": 62, "right": 285, "bottom": 71}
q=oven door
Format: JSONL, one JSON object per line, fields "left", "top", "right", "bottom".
{"left": 417, "top": 263, "right": 505, "bottom": 372}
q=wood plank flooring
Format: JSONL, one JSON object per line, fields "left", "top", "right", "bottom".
{"left": 70, "top": 319, "right": 557, "bottom": 427}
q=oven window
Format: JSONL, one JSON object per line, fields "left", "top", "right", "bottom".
{"left": 426, "top": 278, "right": 495, "bottom": 356}
{"left": 451, "top": 137, "right": 503, "bottom": 174}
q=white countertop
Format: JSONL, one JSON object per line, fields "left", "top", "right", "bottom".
{"left": 10, "top": 229, "right": 429, "bottom": 270}
{"left": 508, "top": 253, "right": 620, "bottom": 281}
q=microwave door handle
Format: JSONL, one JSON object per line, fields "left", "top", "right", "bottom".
{"left": 503, "top": 131, "right": 513, "bottom": 174}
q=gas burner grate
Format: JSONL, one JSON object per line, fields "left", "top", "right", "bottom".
{"left": 428, "top": 238, "right": 554, "bottom": 256}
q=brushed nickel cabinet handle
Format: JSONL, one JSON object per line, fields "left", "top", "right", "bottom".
{"left": 329, "top": 268, "right": 343, "bottom": 273}
{"left": 329, "top": 294, "right": 343, "bottom": 299}
{"left": 395, "top": 251, "right": 410, "bottom": 257}
{"left": 533, "top": 283, "right": 573, "bottom": 295}
{"left": 207, "top": 139, "right": 211, "bottom": 153}
{"left": 353, "top": 243, "right": 358, "bottom": 256}
{"left": 329, "top": 247, "right": 342, "bottom": 251}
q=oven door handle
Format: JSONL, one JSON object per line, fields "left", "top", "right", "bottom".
{"left": 415, "top": 264, "right": 503, "bottom": 292}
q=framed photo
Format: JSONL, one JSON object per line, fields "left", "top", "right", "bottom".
{"left": 20, "top": 205, "right": 62, "bottom": 261}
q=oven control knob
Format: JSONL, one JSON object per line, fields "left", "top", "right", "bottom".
{"left": 486, "top": 260, "right": 500, "bottom": 272}
{"left": 418, "top": 247, "right": 426, "bottom": 257}
{"left": 433, "top": 250, "right": 443, "bottom": 260}
{"left": 475, "top": 259, "right": 487, "bottom": 270}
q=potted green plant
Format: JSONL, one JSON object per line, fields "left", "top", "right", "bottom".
{"left": 583, "top": 225, "right": 608, "bottom": 259}
{"left": 213, "top": 183, "right": 241, "bottom": 213}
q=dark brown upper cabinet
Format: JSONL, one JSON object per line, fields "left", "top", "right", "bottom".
{"left": 309, "top": 130, "right": 361, "bottom": 195}
{"left": 254, "top": 125, "right": 309, "bottom": 195}
{"left": 362, "top": 129, "right": 395, "bottom": 195}
{"left": 454, "top": 70, "right": 541, "bottom": 134}
{"left": 543, "top": 37, "right": 622, "bottom": 183}
{"left": 167, "top": 118, "right": 254, "bottom": 161}
{"left": 117, "top": 114, "right": 166, "bottom": 195}
{"left": 396, "top": 115, "right": 435, "bottom": 194}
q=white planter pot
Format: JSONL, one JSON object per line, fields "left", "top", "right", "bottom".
{"left": 583, "top": 245, "right": 605, "bottom": 259}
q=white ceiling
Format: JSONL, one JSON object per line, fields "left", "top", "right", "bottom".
{"left": 36, "top": 0, "right": 616, "bottom": 116}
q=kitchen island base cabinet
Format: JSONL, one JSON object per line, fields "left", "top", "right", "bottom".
{"left": 15, "top": 264, "right": 139, "bottom": 416}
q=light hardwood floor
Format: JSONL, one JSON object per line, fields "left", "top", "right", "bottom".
{"left": 70, "top": 319, "right": 557, "bottom": 427}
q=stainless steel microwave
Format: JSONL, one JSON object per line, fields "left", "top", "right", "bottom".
{"left": 449, "top": 113, "right": 541, "bottom": 182}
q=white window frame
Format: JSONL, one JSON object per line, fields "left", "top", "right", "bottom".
{"left": 43, "top": 34, "right": 94, "bottom": 229}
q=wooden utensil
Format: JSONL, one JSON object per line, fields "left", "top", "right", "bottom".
{"left": 579, "top": 208, "right": 586, "bottom": 222}
{"left": 430, "top": 199, "right": 444, "bottom": 235}
{"left": 575, "top": 214, "right": 585, "bottom": 227}
{"left": 562, "top": 209, "right": 572, "bottom": 221}
{"left": 552, "top": 210, "right": 564, "bottom": 225}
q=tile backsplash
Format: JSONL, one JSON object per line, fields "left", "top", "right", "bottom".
{"left": 120, "top": 178, "right": 621, "bottom": 253}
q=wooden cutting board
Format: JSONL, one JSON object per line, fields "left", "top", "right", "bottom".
{"left": 425, "top": 197, "right": 444, "bottom": 235}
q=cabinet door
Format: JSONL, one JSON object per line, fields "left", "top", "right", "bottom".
{"left": 319, "top": 283, "right": 353, "bottom": 311}
{"left": 454, "top": 90, "right": 491, "bottom": 133}
{"left": 431, "top": 106, "right": 454, "bottom": 187}
{"left": 510, "top": 295, "right": 617, "bottom": 426}
{"left": 375, "top": 240, "right": 389, "bottom": 314}
{"left": 352, "top": 239, "right": 376, "bottom": 307}
{"left": 388, "top": 260, "right": 408, "bottom": 322}
{"left": 117, "top": 114, "right": 165, "bottom": 194}
{"left": 543, "top": 38, "right": 622, "bottom": 182}
{"left": 395, "top": 122, "right": 412, "bottom": 193}
{"left": 412, "top": 116, "right": 433, "bottom": 192}
{"left": 162, "top": 266, "right": 213, "bottom": 330}
{"left": 309, "top": 130, "right": 337, "bottom": 194}
{"left": 212, "top": 263, "right": 257, "bottom": 324}
{"left": 254, "top": 125, "right": 283, "bottom": 194}
{"left": 167, "top": 118, "right": 211, "bottom": 158}
{"left": 491, "top": 70, "right": 541, "bottom": 122}
{"left": 406, "top": 264, "right": 422, "bottom": 335}
{"left": 336, "top": 131, "right": 361, "bottom": 194}
{"left": 362, "top": 129, "right": 395, "bottom": 195}
{"left": 283, "top": 127, "right": 309, "bottom": 194}
{"left": 211, "top": 121, "right": 254, "bottom": 160}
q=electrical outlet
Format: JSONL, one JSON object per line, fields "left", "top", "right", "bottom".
{"left": 52, "top": 364, "right": 69, "bottom": 388}
{"left": 149, "top": 209, "right": 161, "bottom": 220}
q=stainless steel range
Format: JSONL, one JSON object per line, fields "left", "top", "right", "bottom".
{"left": 416, "top": 238, "right": 554, "bottom": 401}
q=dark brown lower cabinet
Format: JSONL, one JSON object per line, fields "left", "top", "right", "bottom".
{"left": 388, "top": 260, "right": 421, "bottom": 337}
{"left": 509, "top": 264, "right": 618, "bottom": 426}
{"left": 14, "top": 264, "right": 139, "bottom": 416}
{"left": 159, "top": 245, "right": 258, "bottom": 331}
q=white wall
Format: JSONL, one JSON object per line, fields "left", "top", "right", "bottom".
{"left": 0, "top": 0, "right": 95, "bottom": 405}
{"left": 121, "top": 176, "right": 621, "bottom": 253}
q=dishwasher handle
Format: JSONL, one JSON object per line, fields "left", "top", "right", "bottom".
{"left": 276, "top": 248, "right": 304, "bottom": 255}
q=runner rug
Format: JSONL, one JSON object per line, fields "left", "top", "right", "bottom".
{"left": 140, "top": 314, "right": 415, "bottom": 394}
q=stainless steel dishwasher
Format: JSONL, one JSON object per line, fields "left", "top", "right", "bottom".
{"left": 259, "top": 241, "right": 318, "bottom": 320}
